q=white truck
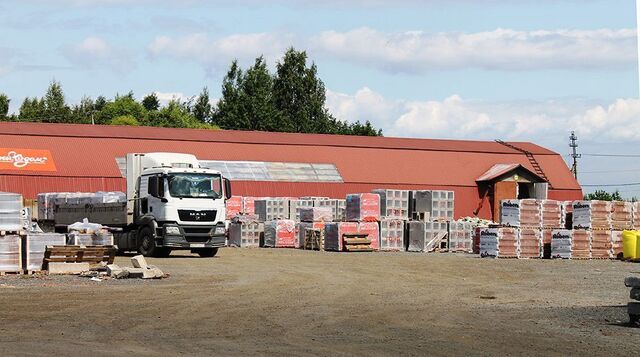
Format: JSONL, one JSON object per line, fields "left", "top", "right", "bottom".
{"left": 40, "top": 152, "right": 231, "bottom": 258}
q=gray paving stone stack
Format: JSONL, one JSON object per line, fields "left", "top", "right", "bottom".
{"left": 625, "top": 275, "right": 640, "bottom": 326}
{"left": 254, "top": 199, "right": 290, "bottom": 221}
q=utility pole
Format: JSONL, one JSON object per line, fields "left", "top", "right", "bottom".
{"left": 569, "top": 131, "right": 580, "bottom": 180}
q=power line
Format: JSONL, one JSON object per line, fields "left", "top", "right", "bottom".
{"left": 580, "top": 168, "right": 640, "bottom": 174}
{"left": 581, "top": 153, "right": 640, "bottom": 158}
{"left": 581, "top": 182, "right": 640, "bottom": 187}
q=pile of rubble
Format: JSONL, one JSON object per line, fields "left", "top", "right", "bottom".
{"left": 78, "top": 255, "right": 165, "bottom": 281}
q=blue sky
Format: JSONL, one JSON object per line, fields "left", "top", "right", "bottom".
{"left": 0, "top": 0, "right": 638, "bottom": 196}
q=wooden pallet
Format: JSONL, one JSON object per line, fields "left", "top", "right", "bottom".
{"left": 43, "top": 245, "right": 117, "bottom": 270}
{"left": 342, "top": 233, "right": 372, "bottom": 252}
{"left": 303, "top": 229, "right": 324, "bottom": 251}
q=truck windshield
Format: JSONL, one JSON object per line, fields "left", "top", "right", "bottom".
{"left": 168, "top": 173, "right": 222, "bottom": 199}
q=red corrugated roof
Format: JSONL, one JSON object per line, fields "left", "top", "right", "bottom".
{"left": 0, "top": 122, "right": 581, "bottom": 195}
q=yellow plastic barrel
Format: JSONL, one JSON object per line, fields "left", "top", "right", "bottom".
{"left": 635, "top": 231, "right": 640, "bottom": 261}
{"left": 623, "top": 230, "right": 637, "bottom": 259}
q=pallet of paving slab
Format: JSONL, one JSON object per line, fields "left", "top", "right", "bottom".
{"left": 43, "top": 245, "right": 117, "bottom": 269}
{"left": 344, "top": 245, "right": 374, "bottom": 252}
{"left": 342, "top": 233, "right": 372, "bottom": 252}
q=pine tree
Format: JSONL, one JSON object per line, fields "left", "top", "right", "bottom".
{"left": 241, "top": 56, "right": 280, "bottom": 131}
{"left": 192, "top": 87, "right": 212, "bottom": 124}
{"left": 43, "top": 80, "right": 71, "bottom": 122}
{"left": 214, "top": 60, "right": 247, "bottom": 129}
{"left": 142, "top": 93, "right": 160, "bottom": 111}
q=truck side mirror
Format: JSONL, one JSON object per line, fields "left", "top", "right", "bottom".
{"left": 148, "top": 176, "right": 164, "bottom": 198}
{"left": 224, "top": 178, "right": 232, "bottom": 200}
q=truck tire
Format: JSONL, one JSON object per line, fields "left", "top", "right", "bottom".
{"left": 137, "top": 226, "right": 168, "bottom": 257}
{"left": 197, "top": 248, "right": 218, "bottom": 258}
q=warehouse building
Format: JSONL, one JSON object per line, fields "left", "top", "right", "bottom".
{"left": 0, "top": 122, "right": 581, "bottom": 220}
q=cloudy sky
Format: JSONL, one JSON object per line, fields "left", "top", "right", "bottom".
{"left": 0, "top": 0, "right": 638, "bottom": 196}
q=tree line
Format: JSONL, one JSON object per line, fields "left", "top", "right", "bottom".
{"left": 0, "top": 48, "right": 382, "bottom": 136}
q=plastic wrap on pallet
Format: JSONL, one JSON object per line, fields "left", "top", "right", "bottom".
{"left": 225, "top": 196, "right": 243, "bottom": 220}
{"left": 572, "top": 201, "right": 611, "bottom": 230}
{"left": 472, "top": 226, "right": 487, "bottom": 254}
{"left": 358, "top": 221, "right": 379, "bottom": 250}
{"left": 371, "top": 189, "right": 409, "bottom": 219}
{"left": 68, "top": 232, "right": 114, "bottom": 246}
{"left": 540, "top": 200, "right": 565, "bottom": 228}
{"left": 255, "top": 199, "right": 290, "bottom": 221}
{"left": 297, "top": 221, "right": 325, "bottom": 249}
{"left": 380, "top": 219, "right": 404, "bottom": 251}
{"left": 519, "top": 228, "right": 542, "bottom": 258}
{"left": 448, "top": 221, "right": 473, "bottom": 253}
{"left": 634, "top": 202, "right": 640, "bottom": 229}
{"left": 324, "top": 222, "right": 358, "bottom": 251}
{"left": 242, "top": 197, "right": 262, "bottom": 215}
{"left": 0, "top": 192, "right": 23, "bottom": 232}
{"left": 406, "top": 221, "right": 426, "bottom": 252}
{"left": 290, "top": 199, "right": 315, "bottom": 222}
{"left": 25, "top": 233, "right": 66, "bottom": 271}
{"left": 263, "top": 220, "right": 295, "bottom": 248}
{"left": 336, "top": 199, "right": 346, "bottom": 221}
{"left": 410, "top": 190, "right": 455, "bottom": 221}
{"left": 590, "top": 230, "right": 613, "bottom": 259}
{"left": 228, "top": 221, "right": 263, "bottom": 248}
{"left": 611, "top": 230, "right": 623, "bottom": 258}
{"left": 346, "top": 193, "right": 380, "bottom": 222}
{"left": 611, "top": 201, "right": 633, "bottom": 230}
{"left": 299, "top": 207, "right": 333, "bottom": 222}
{"left": 0, "top": 235, "right": 21, "bottom": 272}
{"left": 480, "top": 227, "right": 519, "bottom": 258}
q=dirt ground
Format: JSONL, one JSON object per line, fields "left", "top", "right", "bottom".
{"left": 1, "top": 249, "right": 639, "bottom": 356}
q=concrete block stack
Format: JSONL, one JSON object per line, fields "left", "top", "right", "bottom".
{"left": 572, "top": 200, "right": 611, "bottom": 230}
{"left": 336, "top": 199, "right": 346, "bottom": 221}
{"left": 346, "top": 193, "right": 380, "bottom": 222}
{"left": 0, "top": 192, "right": 24, "bottom": 232}
{"left": 479, "top": 227, "right": 519, "bottom": 258}
{"left": 448, "top": 221, "right": 473, "bottom": 253}
{"left": 225, "top": 196, "right": 243, "bottom": 220}
{"left": 299, "top": 207, "right": 333, "bottom": 223}
{"left": 324, "top": 222, "right": 358, "bottom": 251}
{"left": 228, "top": 221, "right": 263, "bottom": 248}
{"left": 380, "top": 219, "right": 405, "bottom": 251}
{"left": 590, "top": 230, "right": 613, "bottom": 259}
{"left": 0, "top": 235, "right": 22, "bottom": 273}
{"left": 407, "top": 221, "right": 447, "bottom": 252}
{"left": 289, "top": 199, "right": 315, "bottom": 222}
{"left": 316, "top": 199, "right": 341, "bottom": 221}
{"left": 255, "top": 199, "right": 290, "bottom": 221}
{"left": 611, "top": 201, "right": 633, "bottom": 231}
{"left": 372, "top": 189, "right": 409, "bottom": 220}
{"left": 410, "top": 190, "right": 454, "bottom": 221}
{"left": 263, "top": 219, "right": 296, "bottom": 248}
{"left": 519, "top": 228, "right": 542, "bottom": 258}
{"left": 24, "top": 233, "right": 66, "bottom": 272}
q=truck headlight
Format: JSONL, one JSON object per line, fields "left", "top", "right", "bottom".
{"left": 212, "top": 225, "right": 226, "bottom": 236}
{"left": 165, "top": 226, "right": 181, "bottom": 235}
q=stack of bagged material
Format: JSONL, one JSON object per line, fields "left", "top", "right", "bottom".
{"left": 228, "top": 221, "right": 263, "bottom": 248}
{"left": 24, "top": 233, "right": 66, "bottom": 272}
{"left": 410, "top": 190, "right": 454, "bottom": 221}
{"left": 346, "top": 193, "right": 380, "bottom": 221}
{"left": 550, "top": 229, "right": 573, "bottom": 259}
{"left": 0, "top": 192, "right": 24, "bottom": 232}
{"left": 263, "top": 219, "right": 296, "bottom": 248}
{"left": 591, "top": 230, "right": 613, "bottom": 259}
{"left": 372, "top": 189, "right": 409, "bottom": 220}
{"left": 611, "top": 201, "right": 633, "bottom": 231}
{"left": 290, "top": 199, "right": 315, "bottom": 222}
{"left": 225, "top": 196, "right": 243, "bottom": 220}
{"left": 573, "top": 200, "right": 611, "bottom": 230}
{"left": 634, "top": 202, "right": 640, "bottom": 229}
{"left": 448, "top": 221, "right": 472, "bottom": 253}
{"left": 611, "top": 230, "right": 624, "bottom": 258}
{"left": 380, "top": 219, "right": 405, "bottom": 251}
{"left": 540, "top": 200, "right": 564, "bottom": 228}
{"left": 571, "top": 229, "right": 591, "bottom": 259}
{"left": 324, "top": 222, "right": 358, "bottom": 251}
{"left": 358, "top": 222, "right": 379, "bottom": 250}
{"left": 624, "top": 275, "right": 640, "bottom": 326}
{"left": 519, "top": 228, "right": 542, "bottom": 258}
{"left": 0, "top": 235, "right": 21, "bottom": 273}
{"left": 480, "top": 227, "right": 519, "bottom": 258}
{"left": 255, "top": 199, "right": 290, "bottom": 221}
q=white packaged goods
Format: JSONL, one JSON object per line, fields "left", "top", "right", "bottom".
{"left": 500, "top": 199, "right": 542, "bottom": 228}
{"left": 611, "top": 230, "right": 623, "bottom": 258}
{"left": 25, "top": 233, "right": 66, "bottom": 271}
{"left": 406, "top": 221, "right": 426, "bottom": 252}
{"left": 0, "top": 235, "right": 21, "bottom": 272}
{"left": 68, "top": 218, "right": 105, "bottom": 234}
{"left": 519, "top": 228, "right": 542, "bottom": 258}
{"left": 500, "top": 200, "right": 521, "bottom": 227}
{"left": 611, "top": 201, "right": 633, "bottom": 230}
{"left": 448, "top": 221, "right": 473, "bottom": 253}
{"left": 299, "top": 207, "right": 333, "bottom": 222}
{"left": 228, "top": 222, "right": 264, "bottom": 248}
{"left": 263, "top": 220, "right": 296, "bottom": 248}
{"left": 37, "top": 192, "right": 126, "bottom": 221}
{"left": 572, "top": 201, "right": 611, "bottom": 230}
{"left": 372, "top": 189, "right": 409, "bottom": 219}
{"left": 540, "top": 200, "right": 564, "bottom": 228}
{"left": 68, "top": 232, "right": 114, "bottom": 246}
{"left": 0, "top": 192, "right": 23, "bottom": 232}
{"left": 255, "top": 199, "right": 290, "bottom": 221}
{"left": 480, "top": 227, "right": 519, "bottom": 258}
{"left": 380, "top": 219, "right": 405, "bottom": 251}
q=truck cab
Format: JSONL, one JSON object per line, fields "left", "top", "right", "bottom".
{"left": 123, "top": 153, "right": 231, "bottom": 257}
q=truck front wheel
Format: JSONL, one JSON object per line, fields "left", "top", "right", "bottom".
{"left": 197, "top": 248, "right": 219, "bottom": 258}
{"left": 137, "top": 226, "right": 168, "bottom": 257}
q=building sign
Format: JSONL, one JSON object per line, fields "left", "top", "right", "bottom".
{"left": 0, "top": 148, "right": 56, "bottom": 171}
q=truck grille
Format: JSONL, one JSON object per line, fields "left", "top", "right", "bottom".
{"left": 182, "top": 226, "right": 214, "bottom": 243}
{"left": 178, "top": 210, "right": 217, "bottom": 222}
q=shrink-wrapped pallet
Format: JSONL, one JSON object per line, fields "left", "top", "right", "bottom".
{"left": 255, "top": 199, "right": 290, "bottom": 221}
{"left": 346, "top": 193, "right": 380, "bottom": 222}
{"left": 324, "top": 222, "right": 358, "bottom": 251}
{"left": 448, "top": 221, "right": 473, "bottom": 253}
{"left": 519, "top": 228, "right": 542, "bottom": 258}
{"left": 406, "top": 221, "right": 447, "bottom": 252}
{"left": 634, "top": 202, "right": 640, "bottom": 229}
{"left": 410, "top": 190, "right": 455, "bottom": 221}
{"left": 297, "top": 221, "right": 325, "bottom": 249}
{"left": 500, "top": 199, "right": 542, "bottom": 228}
{"left": 289, "top": 199, "right": 315, "bottom": 222}
{"left": 0, "top": 192, "right": 23, "bottom": 232}
{"left": 358, "top": 221, "right": 379, "bottom": 250}
{"left": 263, "top": 220, "right": 296, "bottom": 248}
{"left": 315, "top": 199, "right": 341, "bottom": 222}
{"left": 299, "top": 207, "right": 333, "bottom": 222}
{"left": 540, "top": 200, "right": 565, "bottom": 228}
{"left": 380, "top": 219, "right": 405, "bottom": 251}
{"left": 228, "top": 221, "right": 263, "bottom": 248}
{"left": 24, "top": 233, "right": 66, "bottom": 271}
{"left": 68, "top": 232, "right": 114, "bottom": 246}
{"left": 225, "top": 196, "right": 243, "bottom": 220}
{"left": 611, "top": 201, "right": 633, "bottom": 230}
{"left": 550, "top": 230, "right": 573, "bottom": 259}
{"left": 372, "top": 189, "right": 409, "bottom": 219}
{"left": 573, "top": 201, "right": 611, "bottom": 230}
{"left": 591, "top": 230, "right": 613, "bottom": 259}
{"left": 242, "top": 197, "right": 260, "bottom": 215}
{"left": 480, "top": 227, "right": 519, "bottom": 258}
{"left": 571, "top": 229, "right": 591, "bottom": 259}
{"left": 611, "top": 230, "right": 623, "bottom": 258}
{"left": 0, "top": 235, "right": 21, "bottom": 273}
{"left": 406, "top": 221, "right": 426, "bottom": 252}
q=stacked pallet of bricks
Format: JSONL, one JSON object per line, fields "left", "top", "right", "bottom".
{"left": 290, "top": 199, "right": 315, "bottom": 222}
{"left": 448, "top": 221, "right": 473, "bottom": 253}
{"left": 263, "top": 219, "right": 296, "bottom": 248}
{"left": 611, "top": 201, "right": 633, "bottom": 231}
{"left": 372, "top": 189, "right": 409, "bottom": 251}
{"left": 479, "top": 227, "right": 519, "bottom": 258}
{"left": 570, "top": 229, "right": 592, "bottom": 259}
{"left": 406, "top": 221, "right": 448, "bottom": 252}
{"left": 255, "top": 198, "right": 290, "bottom": 221}
{"left": 634, "top": 202, "right": 640, "bottom": 229}
{"left": 499, "top": 199, "right": 542, "bottom": 228}
{"left": 519, "top": 228, "right": 542, "bottom": 258}
{"left": 551, "top": 229, "right": 591, "bottom": 259}
{"left": 540, "top": 200, "right": 565, "bottom": 259}
{"left": 324, "top": 222, "right": 358, "bottom": 251}
{"left": 343, "top": 193, "right": 381, "bottom": 251}
{"left": 571, "top": 201, "right": 608, "bottom": 260}
{"left": 572, "top": 200, "right": 611, "bottom": 230}
{"left": 590, "top": 230, "right": 613, "bottom": 259}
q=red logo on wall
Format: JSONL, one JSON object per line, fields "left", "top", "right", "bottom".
{"left": 0, "top": 148, "right": 56, "bottom": 171}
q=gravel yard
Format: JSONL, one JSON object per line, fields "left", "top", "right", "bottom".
{"left": 0, "top": 249, "right": 638, "bottom": 356}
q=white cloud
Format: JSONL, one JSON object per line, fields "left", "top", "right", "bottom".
{"left": 312, "top": 27, "right": 636, "bottom": 72}
{"left": 147, "top": 32, "right": 294, "bottom": 73}
{"left": 152, "top": 91, "right": 189, "bottom": 104}
{"left": 61, "top": 37, "right": 135, "bottom": 72}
